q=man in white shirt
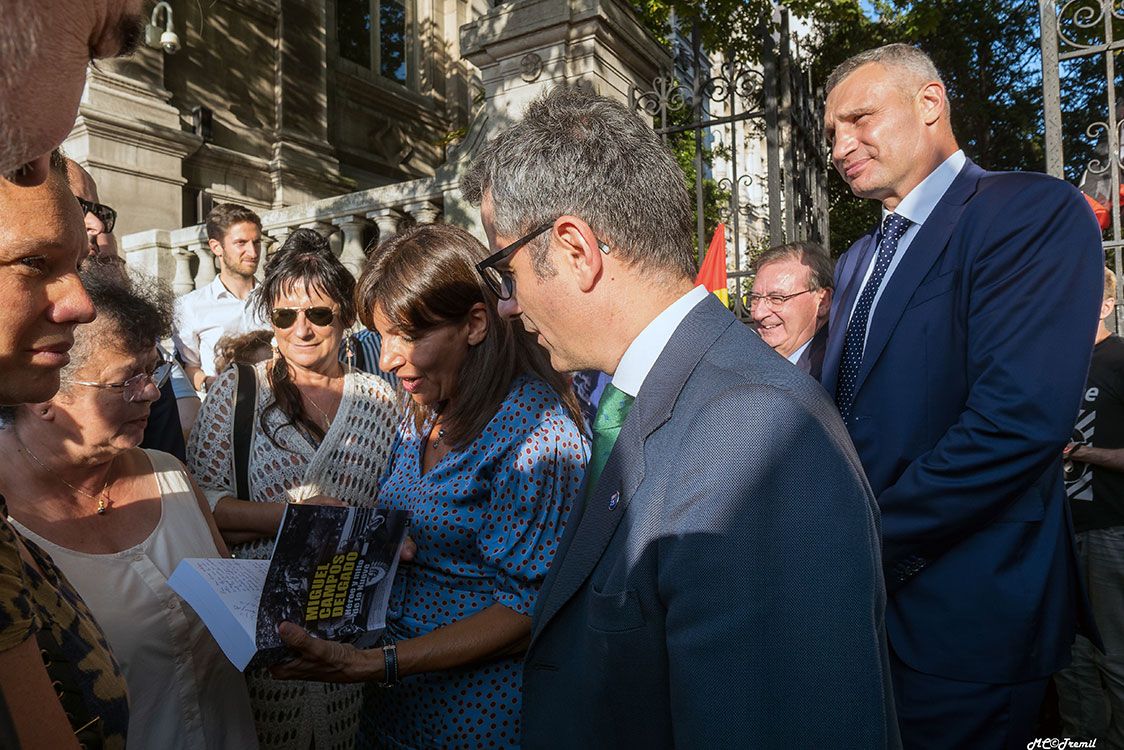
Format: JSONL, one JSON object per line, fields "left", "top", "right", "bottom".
{"left": 821, "top": 43, "right": 1103, "bottom": 748}
{"left": 173, "top": 202, "right": 265, "bottom": 392}
{"left": 461, "top": 85, "right": 898, "bottom": 749}
{"left": 749, "top": 240, "right": 833, "bottom": 378}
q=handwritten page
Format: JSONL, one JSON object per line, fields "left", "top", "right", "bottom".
{"left": 188, "top": 558, "right": 268, "bottom": 634}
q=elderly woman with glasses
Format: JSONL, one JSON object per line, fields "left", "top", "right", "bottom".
{"left": 0, "top": 263, "right": 258, "bottom": 749}
{"left": 270, "top": 223, "right": 589, "bottom": 750}
{"left": 187, "top": 228, "right": 398, "bottom": 750}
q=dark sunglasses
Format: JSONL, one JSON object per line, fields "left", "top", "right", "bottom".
{"left": 476, "top": 221, "right": 555, "bottom": 300}
{"left": 76, "top": 196, "right": 117, "bottom": 234}
{"left": 271, "top": 306, "right": 337, "bottom": 329}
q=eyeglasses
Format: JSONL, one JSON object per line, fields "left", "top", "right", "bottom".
{"left": 69, "top": 353, "right": 173, "bottom": 403}
{"left": 476, "top": 221, "right": 555, "bottom": 300}
{"left": 747, "top": 289, "right": 815, "bottom": 310}
{"left": 476, "top": 221, "right": 612, "bottom": 300}
{"left": 271, "top": 306, "right": 337, "bottom": 329}
{"left": 76, "top": 196, "right": 117, "bottom": 234}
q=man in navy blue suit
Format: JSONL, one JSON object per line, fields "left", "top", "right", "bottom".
{"left": 821, "top": 43, "right": 1104, "bottom": 748}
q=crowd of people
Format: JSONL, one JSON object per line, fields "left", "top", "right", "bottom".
{"left": 0, "top": 3, "right": 1119, "bottom": 750}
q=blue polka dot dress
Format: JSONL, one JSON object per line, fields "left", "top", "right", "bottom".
{"left": 361, "top": 375, "right": 589, "bottom": 750}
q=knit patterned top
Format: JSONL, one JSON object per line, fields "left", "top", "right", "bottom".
{"left": 187, "top": 360, "right": 398, "bottom": 750}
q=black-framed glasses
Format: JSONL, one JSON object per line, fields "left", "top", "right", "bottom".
{"left": 747, "top": 289, "right": 815, "bottom": 310}
{"left": 69, "top": 352, "right": 172, "bottom": 403}
{"left": 76, "top": 196, "right": 117, "bottom": 234}
{"left": 476, "top": 221, "right": 555, "bottom": 300}
{"left": 271, "top": 306, "right": 337, "bottom": 329}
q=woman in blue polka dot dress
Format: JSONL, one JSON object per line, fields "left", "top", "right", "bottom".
{"left": 271, "top": 223, "right": 589, "bottom": 749}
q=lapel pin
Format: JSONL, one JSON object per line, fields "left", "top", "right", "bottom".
{"left": 608, "top": 491, "right": 620, "bottom": 510}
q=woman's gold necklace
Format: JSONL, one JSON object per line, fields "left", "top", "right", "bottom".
{"left": 304, "top": 393, "right": 334, "bottom": 430}
{"left": 21, "top": 445, "right": 116, "bottom": 515}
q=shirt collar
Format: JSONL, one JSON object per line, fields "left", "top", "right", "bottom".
{"left": 883, "top": 149, "right": 966, "bottom": 227}
{"left": 611, "top": 285, "right": 710, "bottom": 397}
{"left": 786, "top": 337, "right": 812, "bottom": 365}
{"left": 209, "top": 273, "right": 256, "bottom": 301}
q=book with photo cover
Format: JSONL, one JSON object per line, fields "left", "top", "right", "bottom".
{"left": 169, "top": 504, "right": 411, "bottom": 671}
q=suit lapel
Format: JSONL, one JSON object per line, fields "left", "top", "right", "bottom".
{"left": 822, "top": 232, "right": 877, "bottom": 394}
{"left": 530, "top": 295, "right": 736, "bottom": 644}
{"left": 851, "top": 162, "right": 984, "bottom": 396}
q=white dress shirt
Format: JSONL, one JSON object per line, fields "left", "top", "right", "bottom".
{"left": 787, "top": 337, "right": 812, "bottom": 365}
{"left": 172, "top": 275, "right": 266, "bottom": 378}
{"left": 612, "top": 285, "right": 710, "bottom": 397}
{"left": 849, "top": 150, "right": 967, "bottom": 336}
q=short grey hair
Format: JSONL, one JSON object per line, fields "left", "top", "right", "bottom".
{"left": 754, "top": 241, "right": 834, "bottom": 290}
{"left": 461, "top": 84, "right": 696, "bottom": 280}
{"left": 826, "top": 43, "right": 944, "bottom": 96}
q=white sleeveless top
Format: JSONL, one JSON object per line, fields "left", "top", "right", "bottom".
{"left": 10, "top": 449, "right": 258, "bottom": 750}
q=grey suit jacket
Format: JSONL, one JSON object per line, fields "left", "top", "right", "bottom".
{"left": 522, "top": 294, "right": 899, "bottom": 749}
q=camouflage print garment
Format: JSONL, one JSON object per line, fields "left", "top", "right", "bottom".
{"left": 0, "top": 496, "right": 129, "bottom": 749}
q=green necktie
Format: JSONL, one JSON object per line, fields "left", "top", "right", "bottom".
{"left": 584, "top": 383, "right": 635, "bottom": 501}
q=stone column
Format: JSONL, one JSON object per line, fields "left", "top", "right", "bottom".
{"left": 334, "top": 216, "right": 374, "bottom": 276}
{"left": 192, "top": 242, "right": 217, "bottom": 289}
{"left": 405, "top": 200, "right": 442, "bottom": 225}
{"left": 367, "top": 208, "right": 405, "bottom": 247}
{"left": 121, "top": 229, "right": 176, "bottom": 285}
{"left": 171, "top": 247, "right": 197, "bottom": 296}
{"left": 445, "top": 0, "right": 671, "bottom": 238}
{"left": 271, "top": 0, "right": 353, "bottom": 205}
{"left": 65, "top": 53, "right": 201, "bottom": 237}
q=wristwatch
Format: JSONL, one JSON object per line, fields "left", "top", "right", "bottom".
{"left": 377, "top": 641, "right": 399, "bottom": 687}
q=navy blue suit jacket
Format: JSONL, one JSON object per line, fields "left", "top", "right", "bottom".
{"left": 821, "top": 159, "right": 1103, "bottom": 683}
{"left": 523, "top": 295, "right": 899, "bottom": 748}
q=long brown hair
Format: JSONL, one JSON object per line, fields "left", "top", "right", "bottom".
{"left": 356, "top": 223, "right": 584, "bottom": 448}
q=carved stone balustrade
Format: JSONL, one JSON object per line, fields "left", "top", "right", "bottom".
{"left": 122, "top": 176, "right": 450, "bottom": 294}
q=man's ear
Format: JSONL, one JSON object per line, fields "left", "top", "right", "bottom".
{"left": 208, "top": 238, "right": 223, "bottom": 259}
{"left": 816, "top": 287, "right": 833, "bottom": 322}
{"left": 553, "top": 216, "right": 605, "bottom": 293}
{"left": 465, "top": 302, "right": 488, "bottom": 346}
{"left": 918, "top": 80, "right": 947, "bottom": 126}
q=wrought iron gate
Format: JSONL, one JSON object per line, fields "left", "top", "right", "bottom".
{"left": 628, "top": 10, "right": 830, "bottom": 321}
{"left": 1040, "top": 0, "right": 1122, "bottom": 328}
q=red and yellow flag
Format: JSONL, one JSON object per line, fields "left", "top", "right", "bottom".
{"left": 695, "top": 223, "right": 729, "bottom": 307}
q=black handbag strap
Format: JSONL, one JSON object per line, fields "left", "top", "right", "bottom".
{"left": 233, "top": 363, "right": 256, "bottom": 500}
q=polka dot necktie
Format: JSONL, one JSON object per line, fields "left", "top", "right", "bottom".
{"left": 584, "top": 383, "right": 635, "bottom": 501}
{"left": 835, "top": 212, "right": 912, "bottom": 422}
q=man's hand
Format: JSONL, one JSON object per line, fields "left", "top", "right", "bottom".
{"left": 1065, "top": 442, "right": 1091, "bottom": 460}
{"left": 269, "top": 622, "right": 380, "bottom": 683}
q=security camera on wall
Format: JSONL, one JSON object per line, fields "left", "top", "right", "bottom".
{"left": 145, "top": 2, "right": 181, "bottom": 55}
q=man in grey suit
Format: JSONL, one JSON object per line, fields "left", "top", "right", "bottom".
{"left": 462, "top": 85, "right": 900, "bottom": 748}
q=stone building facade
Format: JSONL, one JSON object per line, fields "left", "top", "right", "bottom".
{"left": 67, "top": 0, "right": 487, "bottom": 238}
